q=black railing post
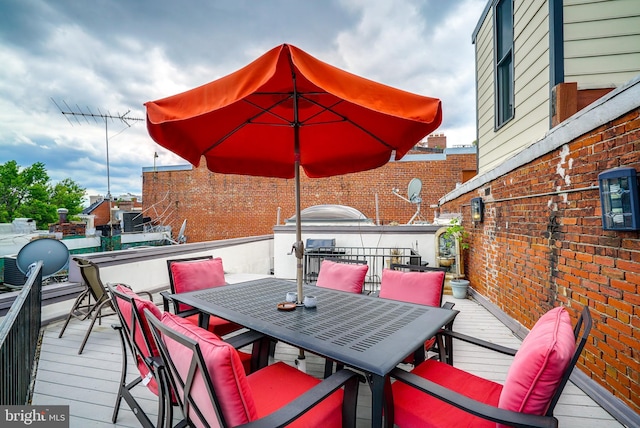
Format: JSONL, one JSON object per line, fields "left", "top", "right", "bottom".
{"left": 0, "top": 261, "right": 43, "bottom": 405}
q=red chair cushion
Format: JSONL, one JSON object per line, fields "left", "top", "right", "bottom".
{"left": 170, "top": 257, "right": 226, "bottom": 312}
{"left": 316, "top": 260, "right": 368, "bottom": 293}
{"left": 379, "top": 268, "right": 444, "bottom": 307}
{"left": 114, "top": 285, "right": 162, "bottom": 396}
{"left": 160, "top": 312, "right": 258, "bottom": 427}
{"left": 392, "top": 359, "right": 502, "bottom": 427}
{"left": 499, "top": 307, "right": 576, "bottom": 415}
{"left": 247, "top": 361, "right": 344, "bottom": 428}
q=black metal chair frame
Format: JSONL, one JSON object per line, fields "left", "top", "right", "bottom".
{"left": 319, "top": 257, "right": 369, "bottom": 378}
{"left": 163, "top": 255, "right": 278, "bottom": 361}
{"left": 162, "top": 255, "right": 214, "bottom": 315}
{"left": 111, "top": 282, "right": 269, "bottom": 428}
{"left": 109, "top": 283, "right": 166, "bottom": 428}
{"left": 325, "top": 256, "right": 368, "bottom": 264}
{"left": 390, "top": 306, "right": 593, "bottom": 428}
{"left": 58, "top": 257, "right": 116, "bottom": 354}
{"left": 388, "top": 263, "right": 455, "bottom": 364}
{"left": 146, "top": 310, "right": 361, "bottom": 428}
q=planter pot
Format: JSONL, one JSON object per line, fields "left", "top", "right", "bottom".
{"left": 437, "top": 256, "right": 455, "bottom": 267}
{"left": 450, "top": 279, "right": 469, "bottom": 299}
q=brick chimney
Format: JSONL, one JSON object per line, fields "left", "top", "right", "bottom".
{"left": 426, "top": 133, "right": 447, "bottom": 148}
{"left": 57, "top": 208, "right": 68, "bottom": 224}
{"left": 118, "top": 200, "right": 134, "bottom": 212}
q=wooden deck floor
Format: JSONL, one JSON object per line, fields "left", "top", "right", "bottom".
{"left": 31, "top": 295, "right": 623, "bottom": 427}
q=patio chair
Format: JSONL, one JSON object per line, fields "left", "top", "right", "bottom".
{"left": 109, "top": 284, "right": 265, "bottom": 428}
{"left": 146, "top": 310, "right": 361, "bottom": 428}
{"left": 315, "top": 258, "right": 368, "bottom": 294}
{"left": 382, "top": 263, "right": 455, "bottom": 364}
{"left": 58, "top": 257, "right": 116, "bottom": 354}
{"left": 109, "top": 283, "right": 168, "bottom": 428}
{"left": 164, "top": 256, "right": 242, "bottom": 337}
{"left": 316, "top": 258, "right": 369, "bottom": 376}
{"left": 389, "top": 306, "right": 592, "bottom": 427}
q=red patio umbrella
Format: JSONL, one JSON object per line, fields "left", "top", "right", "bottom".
{"left": 145, "top": 43, "right": 442, "bottom": 304}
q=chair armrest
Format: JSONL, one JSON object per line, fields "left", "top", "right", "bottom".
{"left": 441, "top": 302, "right": 456, "bottom": 331}
{"left": 238, "top": 369, "right": 360, "bottom": 428}
{"left": 438, "top": 329, "right": 518, "bottom": 356}
{"left": 434, "top": 302, "right": 456, "bottom": 364}
{"left": 146, "top": 355, "right": 164, "bottom": 371}
{"left": 162, "top": 291, "right": 200, "bottom": 317}
{"left": 138, "top": 290, "right": 153, "bottom": 301}
{"left": 160, "top": 291, "right": 175, "bottom": 312}
{"left": 225, "top": 330, "right": 265, "bottom": 349}
{"left": 390, "top": 367, "right": 557, "bottom": 428}
{"left": 442, "top": 301, "right": 455, "bottom": 310}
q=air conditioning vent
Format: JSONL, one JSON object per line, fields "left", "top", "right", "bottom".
{"left": 3, "top": 256, "right": 27, "bottom": 287}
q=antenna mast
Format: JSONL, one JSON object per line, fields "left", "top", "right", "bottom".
{"left": 51, "top": 99, "right": 144, "bottom": 241}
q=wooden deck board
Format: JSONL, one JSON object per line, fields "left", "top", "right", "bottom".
{"left": 31, "top": 295, "right": 624, "bottom": 427}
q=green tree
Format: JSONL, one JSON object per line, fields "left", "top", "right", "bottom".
{"left": 0, "top": 161, "right": 86, "bottom": 229}
{"left": 51, "top": 179, "right": 86, "bottom": 218}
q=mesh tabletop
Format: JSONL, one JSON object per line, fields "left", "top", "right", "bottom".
{"left": 172, "top": 277, "right": 458, "bottom": 376}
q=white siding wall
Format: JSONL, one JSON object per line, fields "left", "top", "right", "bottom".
{"left": 476, "top": 0, "right": 551, "bottom": 173}
{"left": 476, "top": 7, "right": 494, "bottom": 167}
{"left": 564, "top": 0, "right": 640, "bottom": 87}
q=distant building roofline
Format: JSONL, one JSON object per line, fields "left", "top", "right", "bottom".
{"left": 142, "top": 164, "right": 193, "bottom": 173}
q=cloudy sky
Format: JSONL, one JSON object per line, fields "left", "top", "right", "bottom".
{"left": 0, "top": 0, "right": 486, "bottom": 201}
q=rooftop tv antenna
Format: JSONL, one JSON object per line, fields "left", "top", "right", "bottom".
{"left": 392, "top": 177, "right": 424, "bottom": 224}
{"left": 51, "top": 99, "right": 144, "bottom": 237}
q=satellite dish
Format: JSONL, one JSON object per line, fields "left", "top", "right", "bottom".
{"left": 407, "top": 178, "right": 422, "bottom": 203}
{"left": 162, "top": 219, "right": 188, "bottom": 245}
{"left": 17, "top": 238, "right": 69, "bottom": 278}
{"left": 177, "top": 219, "right": 187, "bottom": 244}
{"left": 391, "top": 178, "right": 425, "bottom": 224}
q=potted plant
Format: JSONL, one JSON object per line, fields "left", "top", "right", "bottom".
{"left": 443, "top": 218, "right": 470, "bottom": 298}
{"left": 388, "top": 247, "right": 402, "bottom": 267}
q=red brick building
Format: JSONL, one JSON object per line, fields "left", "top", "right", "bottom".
{"left": 440, "top": 83, "right": 640, "bottom": 418}
{"left": 82, "top": 197, "right": 143, "bottom": 229}
{"left": 142, "top": 146, "right": 477, "bottom": 243}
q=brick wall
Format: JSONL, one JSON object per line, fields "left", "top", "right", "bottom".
{"left": 142, "top": 151, "right": 476, "bottom": 243}
{"left": 441, "top": 108, "right": 640, "bottom": 414}
{"left": 88, "top": 199, "right": 144, "bottom": 227}
{"left": 91, "top": 201, "right": 111, "bottom": 226}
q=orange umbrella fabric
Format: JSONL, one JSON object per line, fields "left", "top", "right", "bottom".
{"left": 145, "top": 43, "right": 442, "bottom": 304}
{"left": 145, "top": 43, "right": 442, "bottom": 179}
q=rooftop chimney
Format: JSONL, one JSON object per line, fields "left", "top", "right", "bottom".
{"left": 426, "top": 133, "right": 447, "bottom": 148}
{"left": 57, "top": 208, "right": 69, "bottom": 224}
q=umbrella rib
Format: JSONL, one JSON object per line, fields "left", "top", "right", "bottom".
{"left": 243, "top": 90, "right": 339, "bottom": 126}
{"left": 201, "top": 92, "right": 397, "bottom": 156}
{"left": 298, "top": 96, "right": 396, "bottom": 150}
{"left": 201, "top": 97, "right": 293, "bottom": 155}
{"left": 242, "top": 97, "right": 295, "bottom": 126}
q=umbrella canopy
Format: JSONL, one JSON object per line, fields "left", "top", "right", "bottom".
{"left": 145, "top": 43, "right": 442, "bottom": 303}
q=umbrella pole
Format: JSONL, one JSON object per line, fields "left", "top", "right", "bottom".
{"left": 294, "top": 157, "right": 304, "bottom": 305}
{"left": 292, "top": 94, "right": 307, "bottom": 369}
{"left": 291, "top": 71, "right": 304, "bottom": 307}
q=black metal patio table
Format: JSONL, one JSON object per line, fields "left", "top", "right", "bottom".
{"left": 168, "top": 277, "right": 458, "bottom": 428}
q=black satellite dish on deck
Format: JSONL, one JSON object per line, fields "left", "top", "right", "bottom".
{"left": 17, "top": 238, "right": 70, "bottom": 278}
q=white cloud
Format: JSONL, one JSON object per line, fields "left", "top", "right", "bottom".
{"left": 0, "top": 0, "right": 486, "bottom": 197}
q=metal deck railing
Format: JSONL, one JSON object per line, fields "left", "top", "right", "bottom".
{"left": 304, "top": 246, "right": 422, "bottom": 293}
{"left": 0, "top": 261, "right": 43, "bottom": 405}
